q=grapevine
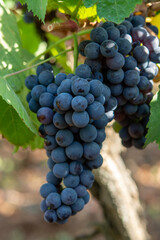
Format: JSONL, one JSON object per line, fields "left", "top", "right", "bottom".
{"left": 1, "top": 0, "right": 160, "bottom": 231}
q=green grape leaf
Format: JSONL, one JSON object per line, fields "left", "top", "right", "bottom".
{"left": 18, "top": 19, "right": 41, "bottom": 54}
{"left": 145, "top": 90, "right": 160, "bottom": 148}
{"left": 83, "top": 0, "right": 97, "bottom": 8}
{"left": 84, "top": 0, "right": 142, "bottom": 23}
{"left": 0, "top": 0, "right": 27, "bottom": 92}
{"left": 78, "top": 4, "right": 97, "bottom": 20}
{"left": 0, "top": 1, "right": 41, "bottom": 148}
{"left": 0, "top": 79, "right": 38, "bottom": 136}
{"left": 23, "top": 0, "right": 48, "bottom": 22}
{"left": 0, "top": 96, "right": 34, "bottom": 146}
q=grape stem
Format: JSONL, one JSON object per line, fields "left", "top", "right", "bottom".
{"left": 72, "top": 0, "right": 83, "bottom": 18}
{"left": 73, "top": 33, "right": 79, "bottom": 73}
{"left": 27, "top": 28, "right": 92, "bottom": 66}
{"left": 4, "top": 48, "right": 73, "bottom": 79}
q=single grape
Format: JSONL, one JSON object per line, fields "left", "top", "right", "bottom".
{"left": 69, "top": 161, "right": 83, "bottom": 175}
{"left": 102, "top": 85, "right": 111, "bottom": 102}
{"left": 84, "top": 58, "right": 102, "bottom": 72}
{"left": 78, "top": 40, "right": 92, "bottom": 56}
{"left": 85, "top": 93, "right": 94, "bottom": 105}
{"left": 44, "top": 209, "right": 57, "bottom": 223}
{"left": 120, "top": 20, "right": 133, "bottom": 33}
{"left": 65, "top": 111, "right": 74, "bottom": 127}
{"left": 100, "top": 40, "right": 118, "bottom": 58}
{"left": 71, "top": 198, "right": 85, "bottom": 213}
{"left": 123, "top": 56, "right": 137, "bottom": 71}
{"left": 136, "top": 104, "right": 150, "bottom": 118}
{"left": 95, "top": 128, "right": 106, "bottom": 144}
{"left": 46, "top": 192, "right": 61, "bottom": 209}
{"left": 75, "top": 64, "right": 92, "bottom": 78}
{"left": 51, "top": 147, "right": 67, "bottom": 163}
{"left": 53, "top": 113, "right": 68, "bottom": 130}
{"left": 71, "top": 78, "right": 90, "bottom": 96}
{"left": 57, "top": 79, "right": 72, "bottom": 94}
{"left": 57, "top": 205, "right": 72, "bottom": 220}
{"left": 116, "top": 38, "right": 132, "bottom": 55}
{"left": 84, "top": 42, "right": 100, "bottom": 60}
{"left": 40, "top": 199, "right": 48, "bottom": 212}
{"left": 47, "top": 83, "right": 58, "bottom": 96}
{"left": 110, "top": 84, "right": 123, "bottom": 97}
{"left": 38, "top": 70, "right": 54, "bottom": 86}
{"left": 117, "top": 24, "right": 127, "bottom": 36}
{"left": 93, "top": 114, "right": 109, "bottom": 129}
{"left": 40, "top": 183, "right": 57, "bottom": 198}
{"left": 133, "top": 46, "right": 149, "bottom": 63}
{"left": 123, "top": 86, "right": 139, "bottom": 101}
{"left": 87, "top": 101, "right": 105, "bottom": 120}
{"left": 75, "top": 184, "right": 87, "bottom": 198}
{"left": 56, "top": 129, "right": 74, "bottom": 147}
{"left": 123, "top": 103, "right": 138, "bottom": 115}
{"left": 39, "top": 92, "right": 54, "bottom": 108}
{"left": 104, "top": 96, "right": 118, "bottom": 111}
{"left": 132, "top": 136, "right": 146, "bottom": 149}
{"left": 36, "top": 63, "right": 53, "bottom": 76}
{"left": 55, "top": 73, "right": 67, "bottom": 86}
{"left": 131, "top": 15, "right": 145, "bottom": 27}
{"left": 90, "top": 27, "right": 108, "bottom": 44}
{"left": 53, "top": 163, "right": 69, "bottom": 178}
{"left": 46, "top": 171, "right": 62, "bottom": 185}
{"left": 31, "top": 85, "right": 46, "bottom": 101}
{"left": 131, "top": 27, "right": 147, "bottom": 42}
{"left": 83, "top": 192, "right": 90, "bottom": 204}
{"left": 106, "top": 53, "right": 125, "bottom": 70}
{"left": 44, "top": 124, "right": 57, "bottom": 136}
{"left": 72, "top": 111, "right": 89, "bottom": 128}
{"left": 106, "top": 69, "right": 124, "bottom": 84}
{"left": 47, "top": 157, "right": 55, "bottom": 170}
{"left": 106, "top": 26, "right": 120, "bottom": 41}
{"left": 54, "top": 93, "right": 72, "bottom": 111}
{"left": 25, "top": 75, "right": 38, "bottom": 90}
{"left": 83, "top": 142, "right": 100, "bottom": 160}
{"left": 86, "top": 154, "right": 103, "bottom": 169}
{"left": 143, "top": 35, "right": 159, "bottom": 51}
{"left": 79, "top": 124, "right": 97, "bottom": 143}
{"left": 29, "top": 98, "right": 40, "bottom": 113}
{"left": 61, "top": 188, "right": 77, "bottom": 205}
{"left": 44, "top": 135, "right": 57, "bottom": 151}
{"left": 71, "top": 96, "right": 88, "bottom": 112}
{"left": 128, "top": 123, "right": 144, "bottom": 139}
{"left": 124, "top": 70, "right": 140, "bottom": 87}
{"left": 37, "top": 107, "right": 54, "bottom": 124}
{"left": 89, "top": 80, "right": 103, "bottom": 98}
{"left": 63, "top": 174, "right": 80, "bottom": 188}
{"left": 80, "top": 170, "right": 94, "bottom": 188}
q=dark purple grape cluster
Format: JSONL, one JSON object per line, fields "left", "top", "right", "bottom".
{"left": 79, "top": 14, "right": 159, "bottom": 149}
{"left": 25, "top": 63, "right": 114, "bottom": 224}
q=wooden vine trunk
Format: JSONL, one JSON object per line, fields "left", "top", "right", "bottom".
{"left": 91, "top": 128, "right": 150, "bottom": 240}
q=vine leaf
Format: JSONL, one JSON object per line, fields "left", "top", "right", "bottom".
{"left": 146, "top": 90, "right": 160, "bottom": 148}
{"left": 84, "top": 0, "right": 142, "bottom": 23}
{"left": 0, "top": 0, "right": 42, "bottom": 148}
{"left": 20, "top": 0, "right": 48, "bottom": 22}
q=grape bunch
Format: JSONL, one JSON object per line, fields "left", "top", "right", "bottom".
{"left": 25, "top": 63, "right": 113, "bottom": 224}
{"left": 79, "top": 14, "right": 160, "bottom": 149}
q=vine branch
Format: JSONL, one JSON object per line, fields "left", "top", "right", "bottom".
{"left": 4, "top": 48, "right": 73, "bottom": 79}
{"left": 73, "top": 33, "right": 79, "bottom": 72}
{"left": 27, "top": 29, "right": 92, "bottom": 66}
